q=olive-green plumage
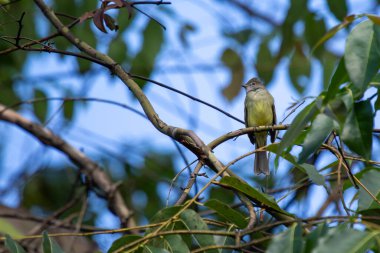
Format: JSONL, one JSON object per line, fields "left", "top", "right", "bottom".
{"left": 242, "top": 78, "right": 276, "bottom": 175}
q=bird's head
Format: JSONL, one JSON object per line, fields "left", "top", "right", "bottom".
{"left": 242, "top": 77, "right": 264, "bottom": 92}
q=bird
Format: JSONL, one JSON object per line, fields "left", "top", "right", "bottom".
{"left": 242, "top": 77, "right": 276, "bottom": 175}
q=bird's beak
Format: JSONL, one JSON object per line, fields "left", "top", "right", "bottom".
{"left": 241, "top": 84, "right": 247, "bottom": 88}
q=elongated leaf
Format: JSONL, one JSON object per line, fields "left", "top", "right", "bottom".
{"left": 204, "top": 199, "right": 248, "bottom": 228}
{"left": 221, "top": 48, "right": 244, "bottom": 101}
{"left": 130, "top": 19, "right": 164, "bottom": 88}
{"left": 218, "top": 176, "right": 293, "bottom": 217}
{"left": 312, "top": 225, "right": 377, "bottom": 253}
{"left": 256, "top": 39, "right": 276, "bottom": 84}
{"left": 312, "top": 15, "right": 356, "bottom": 53}
{"left": 304, "top": 223, "right": 329, "bottom": 252}
{"left": 267, "top": 223, "right": 303, "bottom": 253}
{"left": 278, "top": 100, "right": 319, "bottom": 153}
{"left": 289, "top": 43, "right": 310, "bottom": 93}
{"left": 178, "top": 209, "right": 218, "bottom": 253}
{"left": 325, "top": 57, "right": 349, "bottom": 101}
{"left": 341, "top": 99, "right": 373, "bottom": 159}
{"left": 269, "top": 144, "right": 325, "bottom": 186}
{"left": 298, "top": 113, "right": 334, "bottom": 163}
{"left": 108, "top": 235, "right": 143, "bottom": 253}
{"left": 33, "top": 89, "right": 48, "bottom": 123}
{"left": 5, "top": 234, "right": 26, "bottom": 253}
{"left": 143, "top": 245, "right": 170, "bottom": 253}
{"left": 358, "top": 170, "right": 380, "bottom": 211}
{"left": 345, "top": 20, "right": 380, "bottom": 96}
{"left": 327, "top": 0, "right": 348, "bottom": 21}
{"left": 42, "top": 231, "right": 64, "bottom": 253}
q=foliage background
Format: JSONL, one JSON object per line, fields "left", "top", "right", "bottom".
{"left": 0, "top": 0, "right": 380, "bottom": 252}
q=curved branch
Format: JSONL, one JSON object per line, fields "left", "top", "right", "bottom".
{"left": 0, "top": 104, "right": 136, "bottom": 228}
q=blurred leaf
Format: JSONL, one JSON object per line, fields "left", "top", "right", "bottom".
{"left": 218, "top": 177, "right": 293, "bottom": 217}
{"left": 0, "top": 220, "right": 23, "bottom": 238}
{"left": 267, "top": 223, "right": 303, "bottom": 253}
{"left": 204, "top": 199, "right": 248, "bottom": 228}
{"left": 305, "top": 12, "right": 327, "bottom": 57}
{"left": 312, "top": 224, "right": 376, "bottom": 253}
{"left": 33, "top": 89, "right": 48, "bottom": 123}
{"left": 289, "top": 42, "right": 311, "bottom": 93}
{"left": 224, "top": 28, "right": 253, "bottom": 45}
{"left": 63, "top": 100, "right": 75, "bottom": 121}
{"left": 220, "top": 48, "right": 244, "bottom": 101}
{"left": 178, "top": 209, "right": 218, "bottom": 253}
{"left": 365, "top": 14, "right": 380, "bottom": 26}
{"left": 375, "top": 88, "right": 380, "bottom": 111}
{"left": 179, "top": 23, "right": 196, "bottom": 48}
{"left": 325, "top": 57, "right": 349, "bottom": 101}
{"left": 341, "top": 99, "right": 373, "bottom": 159}
{"left": 5, "top": 234, "right": 26, "bottom": 253}
{"left": 130, "top": 20, "right": 164, "bottom": 88}
{"left": 345, "top": 20, "right": 380, "bottom": 97}
{"left": 278, "top": 100, "right": 319, "bottom": 153}
{"left": 108, "top": 235, "right": 143, "bottom": 253}
{"left": 358, "top": 170, "right": 380, "bottom": 211}
{"left": 298, "top": 113, "right": 334, "bottom": 163}
{"left": 108, "top": 37, "right": 128, "bottom": 64}
{"left": 21, "top": 168, "right": 78, "bottom": 212}
{"left": 327, "top": 0, "right": 348, "bottom": 21}
{"left": 312, "top": 15, "right": 357, "bottom": 53}
{"left": 0, "top": 83, "right": 19, "bottom": 105}
{"left": 304, "top": 223, "right": 328, "bottom": 252}
{"left": 256, "top": 39, "right": 276, "bottom": 84}
{"left": 104, "top": 14, "right": 119, "bottom": 31}
{"left": 42, "top": 231, "right": 64, "bottom": 253}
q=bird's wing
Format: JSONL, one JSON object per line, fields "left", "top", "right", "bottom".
{"left": 270, "top": 103, "right": 277, "bottom": 143}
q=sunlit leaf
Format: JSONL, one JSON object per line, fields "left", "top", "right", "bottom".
{"left": 204, "top": 199, "right": 248, "bottom": 228}
{"left": 220, "top": 48, "right": 244, "bottom": 101}
{"left": 345, "top": 20, "right": 380, "bottom": 96}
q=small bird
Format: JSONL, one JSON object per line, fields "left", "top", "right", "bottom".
{"left": 242, "top": 78, "right": 276, "bottom": 175}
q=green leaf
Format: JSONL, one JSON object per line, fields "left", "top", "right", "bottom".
{"left": 256, "top": 39, "right": 277, "bottom": 84}
{"left": 269, "top": 144, "right": 325, "bottom": 186}
{"left": 327, "top": 0, "right": 348, "bottom": 21}
{"left": 345, "top": 20, "right": 380, "bottom": 96}
{"left": 42, "top": 231, "right": 64, "bottom": 253}
{"left": 143, "top": 245, "right": 170, "bottom": 253}
{"left": 289, "top": 43, "right": 311, "bottom": 93}
{"left": 366, "top": 14, "right": 380, "bottom": 26}
{"left": 204, "top": 199, "right": 248, "bottom": 228}
{"left": 298, "top": 113, "right": 334, "bottom": 163}
{"left": 312, "top": 224, "right": 377, "bottom": 253}
{"left": 341, "top": 99, "right": 373, "bottom": 159}
{"left": 129, "top": 20, "right": 164, "bottom": 88}
{"left": 0, "top": 219, "right": 23, "bottom": 238}
{"left": 375, "top": 88, "right": 380, "bottom": 111}
{"left": 218, "top": 176, "right": 293, "bottom": 217}
{"left": 179, "top": 23, "right": 196, "bottom": 48}
{"left": 304, "top": 223, "right": 328, "bottom": 252}
{"left": 5, "top": 234, "right": 26, "bottom": 253}
{"left": 159, "top": 235, "right": 190, "bottom": 253}
{"left": 63, "top": 100, "right": 75, "bottom": 121}
{"left": 325, "top": 57, "right": 349, "bottom": 101}
{"left": 278, "top": 100, "right": 319, "bottom": 153}
{"left": 33, "top": 89, "right": 48, "bottom": 123}
{"left": 358, "top": 170, "right": 380, "bottom": 211}
{"left": 108, "top": 235, "right": 143, "bottom": 253}
{"left": 108, "top": 37, "right": 128, "bottom": 64}
{"left": 267, "top": 223, "right": 304, "bottom": 253}
{"left": 178, "top": 209, "right": 218, "bottom": 253}
{"left": 312, "top": 15, "right": 356, "bottom": 53}
{"left": 220, "top": 48, "right": 244, "bottom": 101}
{"left": 224, "top": 28, "right": 253, "bottom": 45}
{"left": 305, "top": 12, "right": 327, "bottom": 57}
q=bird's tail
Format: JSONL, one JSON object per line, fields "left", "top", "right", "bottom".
{"left": 254, "top": 150, "right": 269, "bottom": 175}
